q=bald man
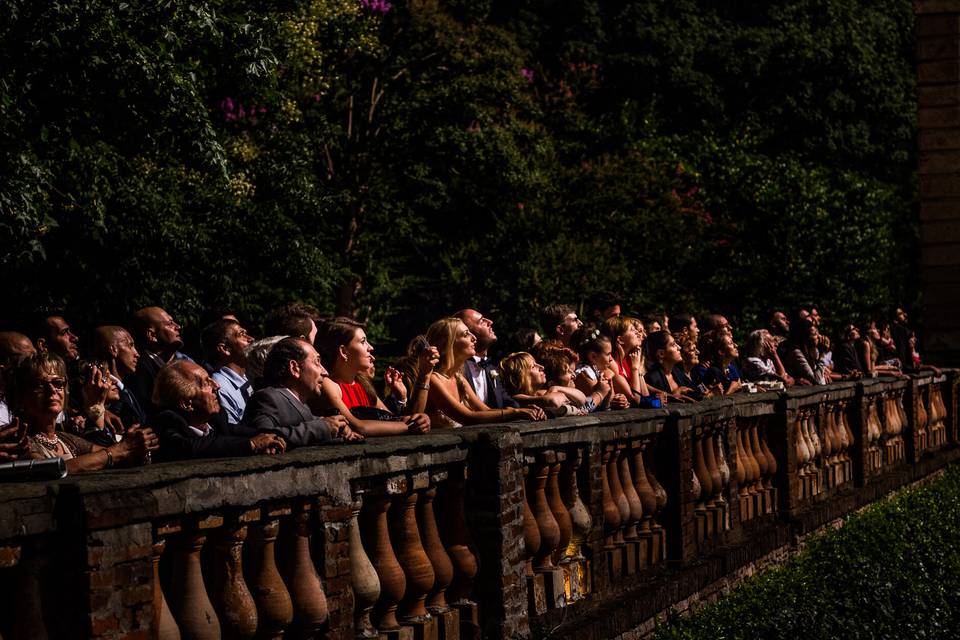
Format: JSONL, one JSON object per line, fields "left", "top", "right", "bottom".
{"left": 92, "top": 326, "right": 147, "bottom": 427}
{"left": 128, "top": 307, "right": 195, "bottom": 413}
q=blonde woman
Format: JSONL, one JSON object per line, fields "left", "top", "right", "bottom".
{"left": 499, "top": 352, "right": 584, "bottom": 413}
{"left": 424, "top": 318, "right": 545, "bottom": 428}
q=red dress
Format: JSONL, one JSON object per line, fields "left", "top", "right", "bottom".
{"left": 338, "top": 381, "right": 373, "bottom": 409}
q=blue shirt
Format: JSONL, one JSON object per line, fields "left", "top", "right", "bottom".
{"left": 212, "top": 366, "right": 249, "bottom": 425}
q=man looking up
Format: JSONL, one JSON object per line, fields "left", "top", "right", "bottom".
{"left": 243, "top": 337, "right": 360, "bottom": 447}
{"left": 91, "top": 326, "right": 146, "bottom": 427}
{"left": 30, "top": 313, "right": 80, "bottom": 362}
{"left": 540, "top": 304, "right": 583, "bottom": 347}
{"left": 129, "top": 306, "right": 193, "bottom": 411}
{"left": 264, "top": 302, "right": 320, "bottom": 344}
{"left": 454, "top": 308, "right": 516, "bottom": 409}
{"left": 202, "top": 319, "right": 255, "bottom": 425}
{"left": 150, "top": 361, "right": 285, "bottom": 462}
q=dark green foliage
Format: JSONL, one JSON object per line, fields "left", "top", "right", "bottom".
{"left": 0, "top": 0, "right": 918, "bottom": 346}
{"left": 654, "top": 467, "right": 960, "bottom": 640}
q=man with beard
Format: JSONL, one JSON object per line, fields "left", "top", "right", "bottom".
{"left": 129, "top": 306, "right": 194, "bottom": 412}
{"left": 30, "top": 313, "right": 80, "bottom": 362}
{"left": 454, "top": 308, "right": 517, "bottom": 409}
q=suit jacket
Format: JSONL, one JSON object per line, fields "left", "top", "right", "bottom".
{"left": 149, "top": 410, "right": 258, "bottom": 462}
{"left": 462, "top": 359, "right": 518, "bottom": 409}
{"left": 242, "top": 387, "right": 333, "bottom": 447}
{"left": 108, "top": 385, "right": 147, "bottom": 429}
{"left": 128, "top": 351, "right": 195, "bottom": 416}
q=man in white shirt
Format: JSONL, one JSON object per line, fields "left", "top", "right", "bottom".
{"left": 454, "top": 308, "right": 517, "bottom": 409}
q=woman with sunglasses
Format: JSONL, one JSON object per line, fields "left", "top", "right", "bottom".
{"left": 9, "top": 353, "right": 158, "bottom": 473}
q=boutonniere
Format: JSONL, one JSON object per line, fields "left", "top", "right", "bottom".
{"left": 489, "top": 369, "right": 500, "bottom": 382}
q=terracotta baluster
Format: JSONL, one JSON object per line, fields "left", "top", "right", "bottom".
{"left": 547, "top": 458, "right": 573, "bottom": 563}
{"left": 600, "top": 446, "right": 621, "bottom": 549}
{"left": 748, "top": 421, "right": 766, "bottom": 494}
{"left": 349, "top": 499, "right": 380, "bottom": 639}
{"left": 645, "top": 445, "right": 668, "bottom": 516}
{"left": 417, "top": 484, "right": 453, "bottom": 614}
{"left": 439, "top": 468, "right": 479, "bottom": 605}
{"left": 632, "top": 442, "right": 658, "bottom": 533}
{"left": 280, "top": 504, "right": 329, "bottom": 637}
{"left": 561, "top": 450, "right": 592, "bottom": 559}
{"left": 607, "top": 443, "right": 630, "bottom": 544}
{"left": 169, "top": 529, "right": 220, "bottom": 640}
{"left": 361, "top": 494, "right": 405, "bottom": 630}
{"left": 703, "top": 426, "right": 722, "bottom": 506}
{"left": 743, "top": 423, "right": 760, "bottom": 494}
{"left": 795, "top": 412, "right": 810, "bottom": 469}
{"left": 809, "top": 412, "right": 822, "bottom": 460}
{"left": 821, "top": 408, "right": 836, "bottom": 463}
{"left": 529, "top": 458, "right": 561, "bottom": 570}
{"left": 618, "top": 446, "right": 642, "bottom": 540}
{"left": 152, "top": 540, "right": 181, "bottom": 640}
{"left": 735, "top": 425, "right": 749, "bottom": 502}
{"left": 692, "top": 428, "right": 712, "bottom": 508}
{"left": 522, "top": 463, "right": 541, "bottom": 573}
{"left": 917, "top": 388, "right": 929, "bottom": 449}
{"left": 759, "top": 420, "right": 777, "bottom": 487}
{"left": 715, "top": 429, "right": 730, "bottom": 506}
{"left": 897, "top": 394, "right": 908, "bottom": 436}
{"left": 210, "top": 522, "right": 257, "bottom": 640}
{"left": 247, "top": 518, "right": 293, "bottom": 639}
{"left": 391, "top": 488, "right": 435, "bottom": 622}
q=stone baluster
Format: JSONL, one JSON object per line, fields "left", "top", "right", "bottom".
{"left": 821, "top": 408, "right": 836, "bottom": 482}
{"left": 692, "top": 427, "right": 711, "bottom": 511}
{"left": 210, "top": 517, "right": 257, "bottom": 640}
{"left": 735, "top": 424, "right": 751, "bottom": 520}
{"left": 600, "top": 444, "right": 622, "bottom": 550}
{"left": 917, "top": 387, "right": 929, "bottom": 451}
{"left": 349, "top": 496, "right": 380, "bottom": 639}
{"left": 416, "top": 475, "right": 453, "bottom": 614}
{"left": 746, "top": 421, "right": 764, "bottom": 497}
{"left": 280, "top": 501, "right": 328, "bottom": 638}
{"left": 522, "top": 462, "right": 541, "bottom": 575}
{"left": 169, "top": 522, "right": 221, "bottom": 640}
{"left": 391, "top": 474, "right": 437, "bottom": 637}
{"left": 529, "top": 456, "right": 561, "bottom": 571}
{"left": 607, "top": 441, "right": 630, "bottom": 548}
{"left": 841, "top": 401, "right": 855, "bottom": 479}
{"left": 758, "top": 419, "right": 778, "bottom": 514}
{"left": 928, "top": 385, "right": 941, "bottom": 447}
{"left": 417, "top": 471, "right": 460, "bottom": 640}
{"left": 362, "top": 492, "right": 405, "bottom": 633}
{"left": 247, "top": 515, "right": 293, "bottom": 639}
{"left": 560, "top": 449, "right": 592, "bottom": 599}
{"left": 439, "top": 466, "right": 480, "bottom": 638}
{"left": 715, "top": 426, "right": 731, "bottom": 506}
{"left": 616, "top": 442, "right": 642, "bottom": 574}
{"left": 643, "top": 444, "right": 668, "bottom": 563}
{"left": 632, "top": 441, "right": 657, "bottom": 534}
{"left": 547, "top": 455, "right": 573, "bottom": 568}
{"left": 151, "top": 539, "right": 181, "bottom": 640}
{"left": 703, "top": 425, "right": 722, "bottom": 508}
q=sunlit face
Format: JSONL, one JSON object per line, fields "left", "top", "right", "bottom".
{"left": 688, "top": 317, "right": 699, "bottom": 341}
{"left": 556, "top": 363, "right": 575, "bottom": 387}
{"left": 648, "top": 320, "right": 662, "bottom": 333}
{"left": 661, "top": 335, "right": 682, "bottom": 366}
{"left": 453, "top": 322, "right": 477, "bottom": 359}
{"left": 867, "top": 322, "right": 880, "bottom": 341}
{"left": 589, "top": 339, "right": 614, "bottom": 369}
{"left": 634, "top": 321, "right": 647, "bottom": 344}
{"left": 46, "top": 317, "right": 79, "bottom": 361}
{"left": 225, "top": 324, "right": 254, "bottom": 362}
{"left": 106, "top": 374, "right": 121, "bottom": 403}
{"left": 681, "top": 342, "right": 699, "bottom": 366}
{"left": 560, "top": 313, "right": 583, "bottom": 340}
{"left": 463, "top": 310, "right": 496, "bottom": 347}
{"left": 526, "top": 356, "right": 546, "bottom": 388}
{"left": 343, "top": 328, "right": 375, "bottom": 371}
{"left": 722, "top": 336, "right": 739, "bottom": 361}
{"left": 297, "top": 342, "right": 328, "bottom": 400}
{"left": 23, "top": 366, "right": 66, "bottom": 418}
{"left": 620, "top": 325, "right": 642, "bottom": 351}
{"left": 772, "top": 312, "right": 790, "bottom": 333}
{"left": 114, "top": 330, "right": 139, "bottom": 376}
{"left": 150, "top": 308, "right": 183, "bottom": 351}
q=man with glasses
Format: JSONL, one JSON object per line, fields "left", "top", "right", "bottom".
{"left": 202, "top": 318, "right": 255, "bottom": 424}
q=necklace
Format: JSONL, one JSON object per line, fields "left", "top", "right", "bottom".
{"left": 33, "top": 432, "right": 62, "bottom": 450}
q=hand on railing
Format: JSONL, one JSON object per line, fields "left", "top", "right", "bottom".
{"left": 402, "top": 413, "right": 431, "bottom": 434}
{"left": 115, "top": 425, "right": 160, "bottom": 464}
{"left": 250, "top": 433, "right": 286, "bottom": 455}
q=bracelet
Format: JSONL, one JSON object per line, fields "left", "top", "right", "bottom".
{"left": 417, "top": 383, "right": 430, "bottom": 391}
{"left": 105, "top": 449, "right": 114, "bottom": 469}
{"left": 87, "top": 403, "right": 106, "bottom": 420}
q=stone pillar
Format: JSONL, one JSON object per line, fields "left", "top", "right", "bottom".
{"left": 917, "top": 1, "right": 960, "bottom": 363}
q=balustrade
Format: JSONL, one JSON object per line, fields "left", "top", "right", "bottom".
{"left": 0, "top": 373, "right": 955, "bottom": 640}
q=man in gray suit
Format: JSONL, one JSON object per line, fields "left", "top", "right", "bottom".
{"left": 243, "top": 337, "right": 361, "bottom": 447}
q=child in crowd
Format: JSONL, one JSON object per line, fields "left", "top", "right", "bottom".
{"left": 570, "top": 327, "right": 630, "bottom": 411}
{"left": 499, "top": 352, "right": 585, "bottom": 415}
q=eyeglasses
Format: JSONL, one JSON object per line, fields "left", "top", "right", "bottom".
{"left": 33, "top": 378, "right": 66, "bottom": 393}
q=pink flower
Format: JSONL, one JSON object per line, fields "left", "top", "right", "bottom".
{"left": 520, "top": 67, "right": 535, "bottom": 83}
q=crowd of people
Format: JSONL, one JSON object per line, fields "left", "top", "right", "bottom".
{"left": 0, "top": 296, "right": 938, "bottom": 474}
